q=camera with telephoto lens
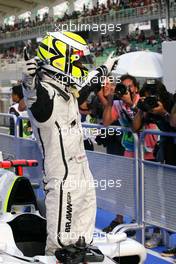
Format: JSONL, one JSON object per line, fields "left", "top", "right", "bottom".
{"left": 113, "top": 83, "right": 129, "bottom": 100}
{"left": 137, "top": 95, "right": 159, "bottom": 112}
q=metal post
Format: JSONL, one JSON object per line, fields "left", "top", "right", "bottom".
{"left": 140, "top": 129, "right": 176, "bottom": 244}
{"left": 133, "top": 133, "right": 139, "bottom": 223}
{"left": 133, "top": 132, "right": 143, "bottom": 243}
{"left": 139, "top": 133, "right": 145, "bottom": 245}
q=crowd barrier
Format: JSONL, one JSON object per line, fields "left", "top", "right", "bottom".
{"left": 0, "top": 114, "right": 44, "bottom": 186}
{"left": 0, "top": 113, "right": 176, "bottom": 244}
{"left": 140, "top": 129, "right": 176, "bottom": 243}
{"left": 83, "top": 123, "right": 139, "bottom": 223}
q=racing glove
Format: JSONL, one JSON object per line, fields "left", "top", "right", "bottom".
{"left": 103, "top": 51, "right": 118, "bottom": 74}
{"left": 23, "top": 56, "right": 41, "bottom": 91}
{"left": 24, "top": 57, "right": 39, "bottom": 77}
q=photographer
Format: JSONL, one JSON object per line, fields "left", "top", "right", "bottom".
{"left": 102, "top": 75, "right": 158, "bottom": 234}
{"left": 133, "top": 80, "right": 176, "bottom": 249}
{"left": 103, "top": 74, "right": 140, "bottom": 159}
{"left": 94, "top": 78, "right": 124, "bottom": 155}
{"left": 80, "top": 91, "right": 125, "bottom": 155}
{"left": 103, "top": 74, "right": 157, "bottom": 160}
{"left": 79, "top": 95, "right": 104, "bottom": 151}
{"left": 170, "top": 102, "right": 176, "bottom": 128}
{"left": 133, "top": 80, "right": 176, "bottom": 165}
{"left": 9, "top": 84, "right": 31, "bottom": 138}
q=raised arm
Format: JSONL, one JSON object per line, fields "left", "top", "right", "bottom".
{"left": 22, "top": 58, "right": 54, "bottom": 123}
{"left": 132, "top": 110, "right": 144, "bottom": 132}
{"left": 103, "top": 95, "right": 118, "bottom": 126}
{"left": 78, "top": 52, "right": 117, "bottom": 105}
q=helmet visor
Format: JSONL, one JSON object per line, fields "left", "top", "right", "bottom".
{"left": 72, "top": 50, "right": 95, "bottom": 68}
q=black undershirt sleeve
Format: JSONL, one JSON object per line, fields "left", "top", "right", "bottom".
{"left": 29, "top": 81, "right": 55, "bottom": 123}
{"left": 78, "top": 65, "right": 108, "bottom": 106}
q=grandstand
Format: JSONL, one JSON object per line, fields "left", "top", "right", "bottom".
{"left": 0, "top": 0, "right": 174, "bottom": 109}
{"left": 0, "top": 1, "right": 176, "bottom": 264}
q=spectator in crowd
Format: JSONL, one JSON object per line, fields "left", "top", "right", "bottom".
{"left": 133, "top": 84, "right": 176, "bottom": 257}
{"left": 96, "top": 77, "right": 125, "bottom": 155}
{"left": 103, "top": 74, "right": 157, "bottom": 159}
{"left": 9, "top": 84, "right": 31, "bottom": 137}
{"left": 79, "top": 90, "right": 124, "bottom": 154}
{"left": 170, "top": 102, "right": 176, "bottom": 128}
{"left": 133, "top": 80, "right": 176, "bottom": 165}
{"left": 101, "top": 74, "right": 158, "bottom": 234}
{"left": 132, "top": 82, "right": 176, "bottom": 250}
{"left": 159, "top": 99, "right": 176, "bottom": 259}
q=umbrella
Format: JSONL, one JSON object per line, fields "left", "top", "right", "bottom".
{"left": 111, "top": 51, "right": 163, "bottom": 78}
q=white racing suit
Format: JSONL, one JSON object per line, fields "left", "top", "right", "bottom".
{"left": 22, "top": 66, "right": 108, "bottom": 255}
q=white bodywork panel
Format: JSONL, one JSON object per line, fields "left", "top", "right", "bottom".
{"left": 0, "top": 215, "right": 146, "bottom": 264}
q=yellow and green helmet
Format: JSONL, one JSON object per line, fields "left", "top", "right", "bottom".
{"left": 37, "top": 31, "right": 93, "bottom": 85}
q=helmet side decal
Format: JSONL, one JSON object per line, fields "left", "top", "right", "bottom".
{"left": 40, "top": 42, "right": 57, "bottom": 56}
